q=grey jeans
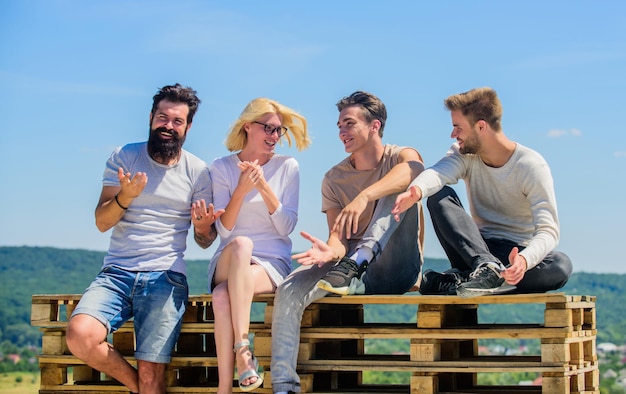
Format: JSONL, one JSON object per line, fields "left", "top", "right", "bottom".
{"left": 427, "top": 186, "right": 572, "bottom": 293}
{"left": 270, "top": 194, "right": 422, "bottom": 393}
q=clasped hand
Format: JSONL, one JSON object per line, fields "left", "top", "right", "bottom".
{"left": 237, "top": 159, "right": 265, "bottom": 193}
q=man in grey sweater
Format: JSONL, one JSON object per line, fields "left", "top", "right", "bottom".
{"left": 392, "top": 87, "right": 572, "bottom": 297}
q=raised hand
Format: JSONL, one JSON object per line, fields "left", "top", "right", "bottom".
{"left": 117, "top": 167, "right": 148, "bottom": 199}
{"left": 192, "top": 200, "right": 225, "bottom": 225}
{"left": 192, "top": 200, "right": 224, "bottom": 249}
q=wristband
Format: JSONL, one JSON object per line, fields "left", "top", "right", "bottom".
{"left": 114, "top": 193, "right": 128, "bottom": 210}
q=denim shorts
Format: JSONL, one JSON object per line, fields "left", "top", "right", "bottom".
{"left": 72, "top": 266, "right": 188, "bottom": 363}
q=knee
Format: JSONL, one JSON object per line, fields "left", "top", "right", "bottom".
{"left": 211, "top": 285, "right": 231, "bottom": 315}
{"left": 274, "top": 284, "right": 288, "bottom": 309}
{"left": 66, "top": 315, "right": 103, "bottom": 359}
{"left": 273, "top": 282, "right": 303, "bottom": 316}
{"left": 65, "top": 320, "right": 83, "bottom": 356}
{"left": 553, "top": 253, "right": 574, "bottom": 285}
{"left": 426, "top": 186, "right": 458, "bottom": 211}
{"left": 229, "top": 236, "right": 254, "bottom": 254}
{"left": 138, "top": 362, "right": 164, "bottom": 389}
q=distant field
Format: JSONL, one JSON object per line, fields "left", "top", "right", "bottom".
{"left": 0, "top": 372, "right": 39, "bottom": 394}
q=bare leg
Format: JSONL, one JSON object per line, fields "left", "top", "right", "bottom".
{"left": 212, "top": 282, "right": 236, "bottom": 394}
{"left": 66, "top": 314, "right": 139, "bottom": 393}
{"left": 213, "top": 237, "right": 274, "bottom": 391}
{"left": 137, "top": 360, "right": 166, "bottom": 394}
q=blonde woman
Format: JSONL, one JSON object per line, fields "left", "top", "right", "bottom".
{"left": 208, "top": 98, "right": 310, "bottom": 392}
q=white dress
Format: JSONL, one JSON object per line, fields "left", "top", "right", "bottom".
{"left": 207, "top": 153, "right": 300, "bottom": 292}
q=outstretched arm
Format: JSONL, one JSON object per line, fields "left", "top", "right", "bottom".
{"left": 391, "top": 185, "right": 423, "bottom": 222}
{"left": 292, "top": 207, "right": 347, "bottom": 266}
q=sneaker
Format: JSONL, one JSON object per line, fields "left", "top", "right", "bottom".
{"left": 419, "top": 268, "right": 466, "bottom": 295}
{"left": 456, "top": 263, "right": 515, "bottom": 298}
{"left": 317, "top": 257, "right": 368, "bottom": 295}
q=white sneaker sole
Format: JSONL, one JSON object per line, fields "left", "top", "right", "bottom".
{"left": 456, "top": 282, "right": 517, "bottom": 298}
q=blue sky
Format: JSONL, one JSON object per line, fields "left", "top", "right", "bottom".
{"left": 1, "top": 1, "right": 624, "bottom": 273}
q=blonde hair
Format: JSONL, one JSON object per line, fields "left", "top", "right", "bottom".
{"left": 225, "top": 98, "right": 311, "bottom": 152}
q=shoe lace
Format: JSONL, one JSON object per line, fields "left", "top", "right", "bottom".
{"left": 468, "top": 265, "right": 492, "bottom": 280}
{"left": 335, "top": 259, "right": 358, "bottom": 275}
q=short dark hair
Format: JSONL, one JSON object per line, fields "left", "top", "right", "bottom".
{"left": 152, "top": 84, "right": 201, "bottom": 124}
{"left": 336, "top": 91, "right": 387, "bottom": 136}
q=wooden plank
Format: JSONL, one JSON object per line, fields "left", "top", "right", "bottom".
{"left": 181, "top": 293, "right": 578, "bottom": 306}
{"left": 32, "top": 294, "right": 82, "bottom": 302}
{"left": 297, "top": 325, "right": 582, "bottom": 339}
{"left": 40, "top": 388, "right": 130, "bottom": 393}
{"left": 35, "top": 292, "right": 594, "bottom": 306}
{"left": 40, "top": 387, "right": 275, "bottom": 393}
{"left": 295, "top": 359, "right": 569, "bottom": 373}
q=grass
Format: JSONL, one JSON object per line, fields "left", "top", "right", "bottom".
{"left": 0, "top": 371, "right": 40, "bottom": 394}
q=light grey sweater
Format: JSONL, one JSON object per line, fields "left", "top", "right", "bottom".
{"left": 411, "top": 142, "right": 559, "bottom": 270}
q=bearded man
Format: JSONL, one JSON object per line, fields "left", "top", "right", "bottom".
{"left": 392, "top": 87, "right": 572, "bottom": 298}
{"left": 66, "top": 84, "right": 223, "bottom": 394}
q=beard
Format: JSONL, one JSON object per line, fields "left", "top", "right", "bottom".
{"left": 459, "top": 130, "right": 480, "bottom": 154}
{"left": 147, "top": 126, "right": 186, "bottom": 163}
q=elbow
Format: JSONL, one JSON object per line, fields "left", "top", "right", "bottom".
{"left": 95, "top": 219, "right": 112, "bottom": 233}
{"left": 408, "top": 161, "right": 425, "bottom": 179}
{"left": 281, "top": 220, "right": 298, "bottom": 237}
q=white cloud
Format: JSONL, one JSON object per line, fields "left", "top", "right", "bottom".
{"left": 547, "top": 128, "right": 582, "bottom": 138}
{"left": 614, "top": 151, "right": 626, "bottom": 157}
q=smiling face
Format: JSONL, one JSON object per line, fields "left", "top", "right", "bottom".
{"left": 450, "top": 109, "right": 481, "bottom": 154}
{"left": 244, "top": 112, "right": 284, "bottom": 155}
{"left": 147, "top": 99, "right": 191, "bottom": 164}
{"left": 337, "top": 105, "right": 377, "bottom": 154}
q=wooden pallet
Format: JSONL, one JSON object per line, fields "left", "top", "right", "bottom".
{"left": 31, "top": 293, "right": 598, "bottom": 394}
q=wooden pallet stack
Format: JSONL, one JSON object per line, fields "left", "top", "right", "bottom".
{"left": 31, "top": 292, "right": 598, "bottom": 394}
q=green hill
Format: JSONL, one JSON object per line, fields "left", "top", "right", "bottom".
{"left": 0, "top": 246, "right": 624, "bottom": 346}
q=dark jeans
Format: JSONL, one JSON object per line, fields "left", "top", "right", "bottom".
{"left": 427, "top": 186, "right": 572, "bottom": 293}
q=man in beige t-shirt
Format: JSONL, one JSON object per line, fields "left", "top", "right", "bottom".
{"left": 270, "top": 91, "right": 425, "bottom": 394}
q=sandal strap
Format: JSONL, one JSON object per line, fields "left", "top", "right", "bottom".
{"left": 233, "top": 339, "right": 251, "bottom": 353}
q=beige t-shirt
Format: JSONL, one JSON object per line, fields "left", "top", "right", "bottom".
{"left": 321, "top": 144, "right": 417, "bottom": 253}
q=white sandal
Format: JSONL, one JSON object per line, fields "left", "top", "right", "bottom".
{"left": 233, "top": 339, "right": 263, "bottom": 392}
